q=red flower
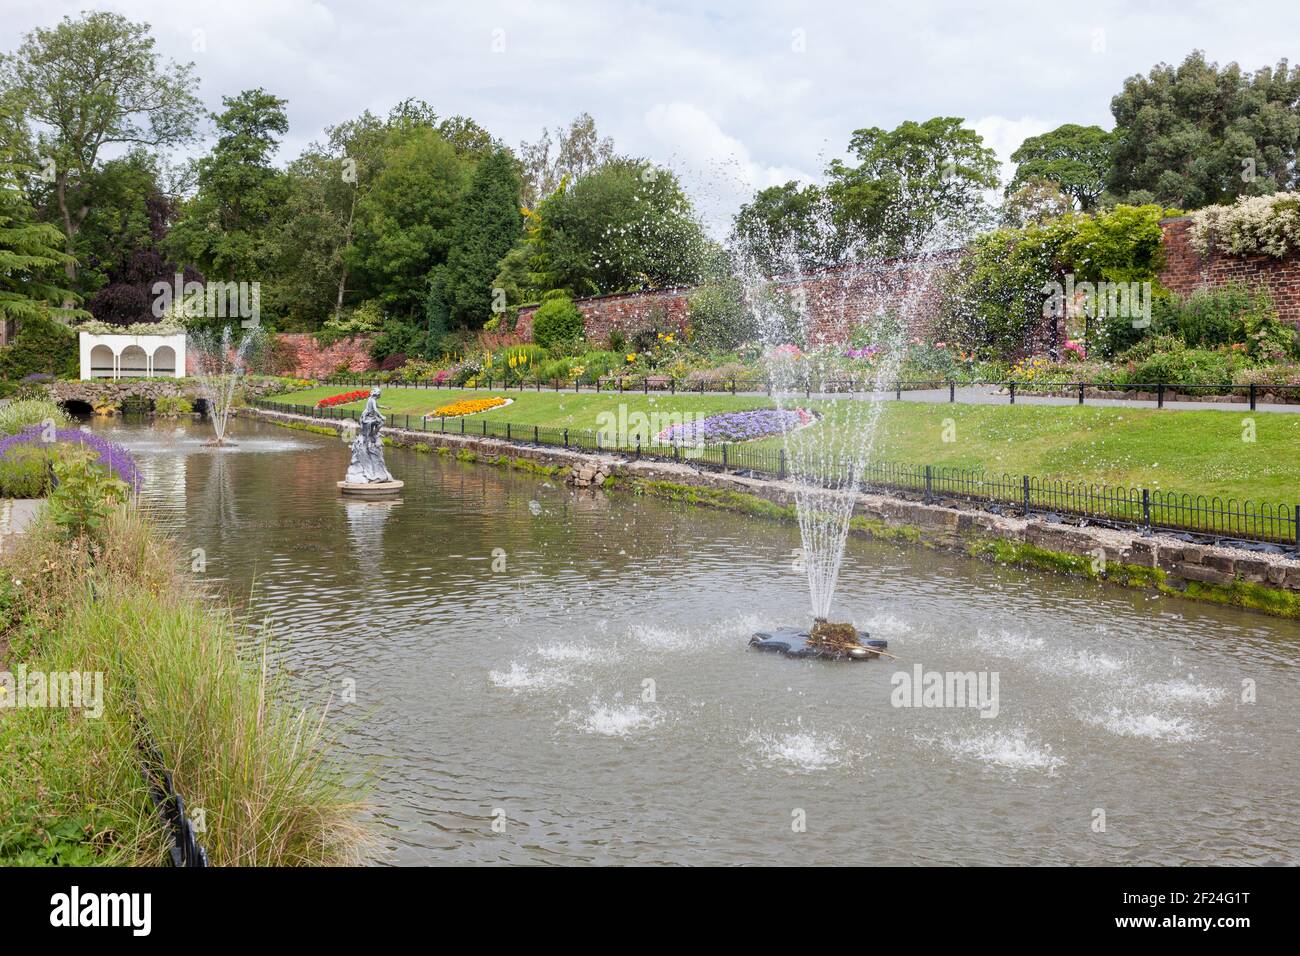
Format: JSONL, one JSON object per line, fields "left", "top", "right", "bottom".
{"left": 316, "top": 389, "right": 370, "bottom": 408}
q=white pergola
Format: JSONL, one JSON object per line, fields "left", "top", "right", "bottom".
{"left": 79, "top": 331, "right": 186, "bottom": 380}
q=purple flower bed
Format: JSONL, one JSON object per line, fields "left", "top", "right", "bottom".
{"left": 0, "top": 426, "right": 142, "bottom": 493}
{"left": 658, "top": 408, "right": 815, "bottom": 444}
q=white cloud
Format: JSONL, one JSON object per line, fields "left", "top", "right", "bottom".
{"left": 970, "top": 115, "right": 1062, "bottom": 187}
{"left": 642, "top": 102, "right": 816, "bottom": 237}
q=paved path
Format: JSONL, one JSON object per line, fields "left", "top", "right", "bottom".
{"left": 0, "top": 498, "right": 42, "bottom": 557}
{"left": 370, "top": 381, "right": 1300, "bottom": 413}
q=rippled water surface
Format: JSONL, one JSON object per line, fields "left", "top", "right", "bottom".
{"left": 101, "top": 417, "right": 1300, "bottom": 865}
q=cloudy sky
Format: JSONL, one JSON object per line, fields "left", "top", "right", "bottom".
{"left": 4, "top": 0, "right": 1297, "bottom": 232}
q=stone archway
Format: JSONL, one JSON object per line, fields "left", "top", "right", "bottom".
{"left": 153, "top": 345, "right": 177, "bottom": 376}
{"left": 119, "top": 345, "right": 148, "bottom": 377}
{"left": 89, "top": 344, "right": 115, "bottom": 378}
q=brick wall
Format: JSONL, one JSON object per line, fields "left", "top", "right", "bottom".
{"left": 515, "top": 253, "right": 960, "bottom": 347}
{"left": 1159, "top": 217, "right": 1300, "bottom": 328}
{"left": 515, "top": 287, "right": 692, "bottom": 345}
{"left": 267, "top": 333, "right": 376, "bottom": 378}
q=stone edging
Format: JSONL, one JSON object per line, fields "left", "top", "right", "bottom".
{"left": 247, "top": 406, "right": 1300, "bottom": 620}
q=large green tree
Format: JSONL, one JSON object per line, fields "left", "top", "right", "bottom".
{"left": 731, "top": 181, "right": 839, "bottom": 276}
{"left": 167, "top": 89, "right": 289, "bottom": 285}
{"left": 826, "top": 116, "right": 1000, "bottom": 257}
{"left": 1007, "top": 124, "right": 1113, "bottom": 211}
{"left": 347, "top": 125, "right": 468, "bottom": 318}
{"left": 0, "top": 161, "right": 80, "bottom": 326}
{"left": 526, "top": 158, "right": 707, "bottom": 296}
{"left": 1109, "top": 51, "right": 1300, "bottom": 208}
{"left": 428, "top": 148, "right": 524, "bottom": 332}
{"left": 0, "top": 12, "right": 200, "bottom": 299}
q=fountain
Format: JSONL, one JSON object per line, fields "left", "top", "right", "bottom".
{"left": 187, "top": 325, "right": 260, "bottom": 447}
{"left": 740, "top": 194, "right": 962, "bottom": 661}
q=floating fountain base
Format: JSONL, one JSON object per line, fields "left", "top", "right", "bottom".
{"left": 202, "top": 438, "right": 238, "bottom": 447}
{"left": 337, "top": 480, "right": 404, "bottom": 497}
{"left": 749, "top": 621, "right": 886, "bottom": 662}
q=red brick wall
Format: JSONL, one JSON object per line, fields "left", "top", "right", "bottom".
{"left": 515, "top": 255, "right": 959, "bottom": 348}
{"left": 515, "top": 287, "right": 692, "bottom": 345}
{"left": 267, "top": 333, "right": 376, "bottom": 378}
{"left": 1159, "top": 217, "right": 1300, "bottom": 328}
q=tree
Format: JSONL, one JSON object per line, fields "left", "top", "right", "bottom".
{"left": 1007, "top": 124, "right": 1113, "bottom": 211}
{"left": 167, "top": 89, "right": 289, "bottom": 286}
{"left": 826, "top": 117, "right": 1000, "bottom": 257}
{"left": 0, "top": 160, "right": 80, "bottom": 328}
{"left": 0, "top": 12, "right": 200, "bottom": 299}
{"left": 731, "top": 181, "right": 838, "bottom": 276}
{"left": 1001, "top": 176, "right": 1075, "bottom": 227}
{"left": 527, "top": 158, "right": 707, "bottom": 295}
{"left": 78, "top": 151, "right": 196, "bottom": 325}
{"left": 428, "top": 148, "right": 524, "bottom": 332}
{"left": 347, "top": 125, "right": 468, "bottom": 318}
{"left": 519, "top": 112, "right": 615, "bottom": 208}
{"left": 1109, "top": 51, "right": 1300, "bottom": 208}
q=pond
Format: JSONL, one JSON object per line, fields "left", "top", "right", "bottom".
{"left": 97, "top": 416, "right": 1300, "bottom": 865}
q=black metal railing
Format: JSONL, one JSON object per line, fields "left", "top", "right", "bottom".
{"left": 316, "top": 374, "right": 1300, "bottom": 410}
{"left": 255, "top": 398, "right": 1300, "bottom": 550}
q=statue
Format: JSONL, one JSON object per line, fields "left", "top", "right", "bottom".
{"left": 339, "top": 387, "right": 402, "bottom": 495}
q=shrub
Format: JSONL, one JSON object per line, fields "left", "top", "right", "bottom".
{"left": 687, "top": 278, "right": 751, "bottom": 351}
{"left": 530, "top": 296, "right": 585, "bottom": 350}
{"left": 153, "top": 396, "right": 194, "bottom": 417}
{"left": 46, "top": 448, "right": 131, "bottom": 541}
{"left": 0, "top": 444, "right": 52, "bottom": 498}
{"left": 0, "top": 315, "right": 78, "bottom": 394}
{"left": 1190, "top": 191, "right": 1300, "bottom": 258}
{"left": 1122, "top": 346, "right": 1237, "bottom": 388}
{"left": 0, "top": 399, "right": 70, "bottom": 437}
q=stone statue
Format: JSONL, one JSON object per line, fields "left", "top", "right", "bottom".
{"left": 344, "top": 387, "right": 395, "bottom": 484}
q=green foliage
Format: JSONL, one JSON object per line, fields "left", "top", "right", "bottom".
{"left": 0, "top": 313, "right": 79, "bottom": 388}
{"left": 1007, "top": 124, "right": 1113, "bottom": 211}
{"left": 1122, "top": 342, "right": 1237, "bottom": 386}
{"left": 0, "top": 399, "right": 69, "bottom": 436}
{"left": 46, "top": 449, "right": 129, "bottom": 540}
{"left": 318, "top": 299, "right": 384, "bottom": 346}
{"left": 0, "top": 444, "right": 53, "bottom": 497}
{"left": 530, "top": 295, "right": 585, "bottom": 350}
{"left": 427, "top": 148, "right": 524, "bottom": 331}
{"left": 826, "top": 116, "right": 1000, "bottom": 256}
{"left": 1063, "top": 203, "right": 1168, "bottom": 284}
{"left": 1109, "top": 51, "right": 1300, "bottom": 207}
{"left": 0, "top": 162, "right": 80, "bottom": 325}
{"left": 527, "top": 159, "right": 707, "bottom": 295}
{"left": 166, "top": 89, "right": 289, "bottom": 288}
{"left": 687, "top": 276, "right": 751, "bottom": 351}
{"left": 152, "top": 395, "right": 194, "bottom": 417}
{"left": 348, "top": 126, "right": 468, "bottom": 317}
{"left": 732, "top": 181, "right": 837, "bottom": 275}
{"left": 1153, "top": 283, "right": 1297, "bottom": 361}
{"left": 0, "top": 11, "right": 201, "bottom": 293}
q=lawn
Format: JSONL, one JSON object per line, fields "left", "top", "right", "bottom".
{"left": 268, "top": 385, "right": 1300, "bottom": 503}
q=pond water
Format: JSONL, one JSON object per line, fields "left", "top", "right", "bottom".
{"left": 98, "top": 416, "right": 1300, "bottom": 865}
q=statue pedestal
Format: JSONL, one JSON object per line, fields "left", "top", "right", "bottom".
{"left": 337, "top": 480, "right": 404, "bottom": 497}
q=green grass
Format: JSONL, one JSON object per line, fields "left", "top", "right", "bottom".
{"left": 271, "top": 385, "right": 1299, "bottom": 503}
{"left": 0, "top": 505, "right": 368, "bottom": 866}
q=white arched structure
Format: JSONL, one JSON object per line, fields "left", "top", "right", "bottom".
{"left": 79, "top": 332, "right": 187, "bottom": 380}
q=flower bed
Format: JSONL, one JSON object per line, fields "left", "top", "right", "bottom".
{"left": 316, "top": 389, "right": 370, "bottom": 408}
{"left": 0, "top": 426, "right": 141, "bottom": 493}
{"left": 427, "top": 397, "right": 512, "bottom": 418}
{"left": 657, "top": 407, "right": 816, "bottom": 444}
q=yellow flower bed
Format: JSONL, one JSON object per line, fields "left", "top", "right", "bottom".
{"left": 430, "top": 397, "right": 509, "bottom": 417}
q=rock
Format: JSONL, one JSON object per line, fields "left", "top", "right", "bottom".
{"left": 1176, "top": 564, "right": 1236, "bottom": 586}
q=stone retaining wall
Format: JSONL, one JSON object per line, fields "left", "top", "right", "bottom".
{"left": 249, "top": 405, "right": 1300, "bottom": 616}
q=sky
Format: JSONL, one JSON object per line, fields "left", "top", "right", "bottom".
{"left": 4, "top": 0, "right": 1299, "bottom": 234}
